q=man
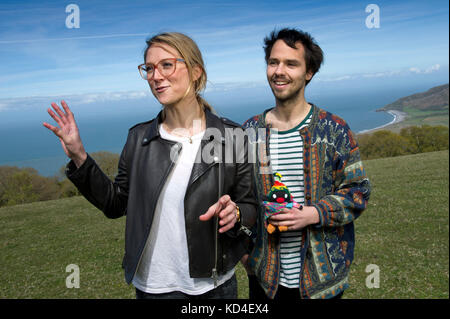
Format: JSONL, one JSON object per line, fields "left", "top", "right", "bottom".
{"left": 242, "top": 28, "right": 371, "bottom": 299}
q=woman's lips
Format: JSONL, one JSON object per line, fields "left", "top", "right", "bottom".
{"left": 155, "top": 86, "right": 169, "bottom": 93}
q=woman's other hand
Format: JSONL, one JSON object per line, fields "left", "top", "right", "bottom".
{"left": 199, "top": 195, "right": 238, "bottom": 233}
{"left": 43, "top": 100, "right": 87, "bottom": 168}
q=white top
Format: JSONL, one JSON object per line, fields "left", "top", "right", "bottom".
{"left": 132, "top": 125, "right": 234, "bottom": 295}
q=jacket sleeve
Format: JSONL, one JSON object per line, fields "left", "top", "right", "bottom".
{"left": 312, "top": 127, "right": 371, "bottom": 228}
{"left": 65, "top": 132, "right": 131, "bottom": 219}
{"left": 226, "top": 129, "right": 257, "bottom": 238}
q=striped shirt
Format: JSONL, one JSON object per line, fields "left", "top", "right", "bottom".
{"left": 269, "top": 109, "right": 312, "bottom": 288}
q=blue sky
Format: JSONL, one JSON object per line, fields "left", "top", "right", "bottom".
{"left": 0, "top": 0, "right": 448, "bottom": 114}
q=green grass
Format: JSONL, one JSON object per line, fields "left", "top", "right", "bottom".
{"left": 1, "top": 151, "right": 448, "bottom": 299}
{"left": 385, "top": 106, "right": 449, "bottom": 132}
{"left": 347, "top": 150, "right": 449, "bottom": 298}
{"left": 402, "top": 106, "right": 449, "bottom": 126}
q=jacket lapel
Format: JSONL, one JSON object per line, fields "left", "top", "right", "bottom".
{"left": 187, "top": 109, "right": 226, "bottom": 188}
{"left": 141, "top": 111, "right": 163, "bottom": 145}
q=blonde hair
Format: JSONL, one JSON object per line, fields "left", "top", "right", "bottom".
{"left": 144, "top": 32, "right": 213, "bottom": 112}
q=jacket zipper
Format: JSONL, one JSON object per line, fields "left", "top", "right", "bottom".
{"left": 211, "top": 156, "right": 221, "bottom": 287}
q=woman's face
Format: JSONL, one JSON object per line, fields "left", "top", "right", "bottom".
{"left": 145, "top": 43, "right": 192, "bottom": 107}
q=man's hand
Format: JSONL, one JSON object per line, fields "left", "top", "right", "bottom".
{"left": 269, "top": 205, "right": 320, "bottom": 231}
{"left": 199, "top": 195, "right": 238, "bottom": 233}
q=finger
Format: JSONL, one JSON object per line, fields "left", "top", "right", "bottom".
{"left": 219, "top": 221, "right": 235, "bottom": 233}
{"left": 219, "top": 213, "right": 236, "bottom": 232}
{"left": 61, "top": 100, "right": 75, "bottom": 121}
{"left": 269, "top": 211, "right": 290, "bottom": 221}
{"left": 219, "top": 204, "right": 235, "bottom": 224}
{"left": 218, "top": 194, "right": 231, "bottom": 207}
{"left": 43, "top": 122, "right": 62, "bottom": 137}
{"left": 199, "top": 202, "right": 219, "bottom": 221}
{"left": 47, "top": 108, "right": 65, "bottom": 127}
{"left": 51, "top": 102, "right": 68, "bottom": 125}
{"left": 219, "top": 211, "right": 236, "bottom": 227}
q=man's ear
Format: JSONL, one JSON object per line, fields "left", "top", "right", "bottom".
{"left": 306, "top": 71, "right": 314, "bottom": 81}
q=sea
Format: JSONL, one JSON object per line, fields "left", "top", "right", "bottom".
{"left": 0, "top": 86, "right": 407, "bottom": 177}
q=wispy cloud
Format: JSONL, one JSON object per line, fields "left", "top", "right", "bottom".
{"left": 316, "top": 64, "right": 444, "bottom": 82}
{"left": 0, "top": 0, "right": 448, "bottom": 102}
{"left": 409, "top": 64, "right": 441, "bottom": 74}
{"left": 205, "top": 80, "right": 266, "bottom": 92}
{"left": 0, "top": 90, "right": 154, "bottom": 112}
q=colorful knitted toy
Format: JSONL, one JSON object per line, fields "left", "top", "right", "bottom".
{"left": 262, "top": 173, "right": 303, "bottom": 234}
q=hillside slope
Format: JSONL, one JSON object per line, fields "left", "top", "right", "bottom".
{"left": 0, "top": 151, "right": 448, "bottom": 299}
{"left": 379, "top": 83, "right": 449, "bottom": 112}
{"left": 374, "top": 84, "right": 449, "bottom": 130}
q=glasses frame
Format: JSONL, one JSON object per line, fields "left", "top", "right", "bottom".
{"left": 138, "top": 58, "right": 185, "bottom": 80}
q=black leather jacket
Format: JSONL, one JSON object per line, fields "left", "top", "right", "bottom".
{"left": 66, "top": 109, "right": 257, "bottom": 284}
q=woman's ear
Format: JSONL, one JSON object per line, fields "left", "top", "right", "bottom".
{"left": 192, "top": 65, "right": 203, "bottom": 82}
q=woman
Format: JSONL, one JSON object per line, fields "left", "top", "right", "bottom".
{"left": 43, "top": 32, "right": 256, "bottom": 299}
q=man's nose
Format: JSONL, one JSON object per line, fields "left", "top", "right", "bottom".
{"left": 274, "top": 63, "right": 286, "bottom": 75}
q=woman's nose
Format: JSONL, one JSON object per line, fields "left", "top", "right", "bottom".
{"left": 151, "top": 67, "right": 164, "bottom": 81}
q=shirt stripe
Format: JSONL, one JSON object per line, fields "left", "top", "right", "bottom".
{"left": 269, "top": 112, "right": 312, "bottom": 288}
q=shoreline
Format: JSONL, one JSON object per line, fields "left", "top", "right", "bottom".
{"left": 357, "top": 110, "right": 407, "bottom": 134}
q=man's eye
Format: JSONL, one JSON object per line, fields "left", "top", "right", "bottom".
{"left": 268, "top": 60, "right": 278, "bottom": 66}
{"left": 145, "top": 66, "right": 154, "bottom": 72}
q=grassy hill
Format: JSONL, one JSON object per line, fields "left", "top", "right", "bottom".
{"left": 380, "top": 84, "right": 449, "bottom": 112}
{"left": 377, "top": 84, "right": 449, "bottom": 130}
{"left": 0, "top": 151, "right": 448, "bottom": 299}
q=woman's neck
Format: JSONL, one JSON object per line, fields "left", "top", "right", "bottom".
{"left": 162, "top": 96, "right": 206, "bottom": 136}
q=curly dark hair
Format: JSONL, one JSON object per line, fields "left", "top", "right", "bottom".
{"left": 264, "top": 28, "right": 324, "bottom": 85}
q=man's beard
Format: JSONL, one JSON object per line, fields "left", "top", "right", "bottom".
{"left": 270, "top": 76, "right": 305, "bottom": 104}
{"left": 272, "top": 84, "right": 304, "bottom": 104}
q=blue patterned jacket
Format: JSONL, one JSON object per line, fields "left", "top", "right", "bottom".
{"left": 243, "top": 104, "right": 371, "bottom": 299}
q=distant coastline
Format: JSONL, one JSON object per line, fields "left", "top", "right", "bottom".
{"left": 357, "top": 110, "right": 407, "bottom": 134}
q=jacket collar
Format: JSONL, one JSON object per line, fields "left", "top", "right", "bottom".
{"left": 141, "top": 108, "right": 225, "bottom": 146}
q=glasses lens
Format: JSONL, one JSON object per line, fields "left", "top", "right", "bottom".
{"left": 139, "top": 59, "right": 177, "bottom": 80}
{"left": 157, "top": 59, "right": 176, "bottom": 77}
{"left": 139, "top": 65, "right": 151, "bottom": 80}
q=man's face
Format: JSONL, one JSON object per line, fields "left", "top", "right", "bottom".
{"left": 266, "top": 40, "right": 313, "bottom": 103}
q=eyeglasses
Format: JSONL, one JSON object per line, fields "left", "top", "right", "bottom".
{"left": 138, "top": 58, "right": 185, "bottom": 80}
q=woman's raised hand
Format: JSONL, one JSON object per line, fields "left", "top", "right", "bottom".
{"left": 43, "top": 100, "right": 87, "bottom": 168}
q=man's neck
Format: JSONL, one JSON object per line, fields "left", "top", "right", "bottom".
{"left": 267, "top": 96, "right": 311, "bottom": 131}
